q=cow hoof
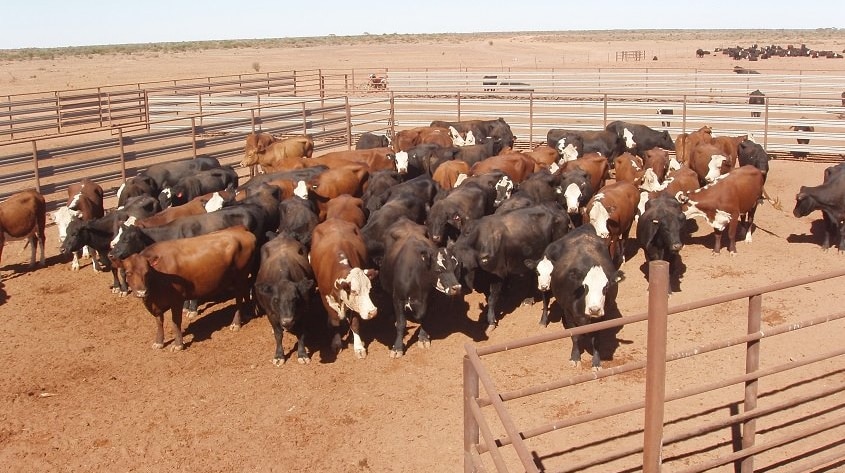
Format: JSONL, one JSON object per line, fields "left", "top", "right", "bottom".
{"left": 568, "top": 360, "right": 579, "bottom": 368}
{"left": 71, "top": 264, "right": 80, "bottom": 271}
{"left": 591, "top": 366, "right": 602, "bottom": 372}
{"left": 272, "top": 358, "right": 285, "bottom": 367}
{"left": 170, "top": 344, "right": 185, "bottom": 352}
{"left": 354, "top": 349, "right": 368, "bottom": 359}
{"left": 389, "top": 349, "right": 404, "bottom": 359}
{"left": 419, "top": 339, "right": 431, "bottom": 349}
{"left": 297, "top": 356, "right": 311, "bottom": 365}
{"left": 119, "top": 291, "right": 129, "bottom": 298}
{"left": 229, "top": 324, "right": 240, "bottom": 332}
{"left": 484, "top": 324, "right": 497, "bottom": 336}
{"left": 152, "top": 342, "right": 164, "bottom": 350}
{"left": 520, "top": 297, "right": 534, "bottom": 307}
{"left": 186, "top": 311, "right": 199, "bottom": 320}
{"left": 111, "top": 287, "right": 120, "bottom": 294}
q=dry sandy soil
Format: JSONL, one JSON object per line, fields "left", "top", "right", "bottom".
{"left": 2, "top": 31, "right": 845, "bottom": 472}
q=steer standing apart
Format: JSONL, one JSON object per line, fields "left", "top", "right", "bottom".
{"left": 122, "top": 226, "right": 258, "bottom": 351}
{"left": 0, "top": 189, "right": 46, "bottom": 269}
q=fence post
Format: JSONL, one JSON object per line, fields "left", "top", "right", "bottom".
{"left": 301, "top": 102, "right": 308, "bottom": 136}
{"left": 457, "top": 92, "right": 461, "bottom": 122}
{"left": 529, "top": 92, "right": 534, "bottom": 148}
{"left": 643, "top": 260, "right": 670, "bottom": 473}
{"left": 682, "top": 96, "right": 688, "bottom": 135}
{"left": 345, "top": 96, "right": 352, "bottom": 150}
{"left": 143, "top": 90, "right": 151, "bottom": 132}
{"left": 740, "top": 293, "right": 763, "bottom": 473}
{"left": 763, "top": 99, "right": 769, "bottom": 150}
{"left": 30, "top": 140, "right": 41, "bottom": 193}
{"left": 97, "top": 87, "right": 104, "bottom": 128}
{"left": 118, "top": 128, "right": 126, "bottom": 181}
{"left": 293, "top": 70, "right": 298, "bottom": 97}
{"left": 389, "top": 92, "right": 395, "bottom": 139}
{"left": 463, "top": 355, "right": 480, "bottom": 473}
{"left": 319, "top": 68, "right": 325, "bottom": 99}
{"left": 190, "top": 117, "right": 198, "bottom": 159}
{"left": 603, "top": 93, "right": 608, "bottom": 127}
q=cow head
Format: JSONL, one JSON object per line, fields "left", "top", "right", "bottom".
{"left": 256, "top": 279, "right": 314, "bottom": 329}
{"left": 204, "top": 192, "right": 226, "bottom": 212}
{"left": 433, "top": 247, "right": 462, "bottom": 296}
{"left": 793, "top": 189, "right": 816, "bottom": 218}
{"left": 464, "top": 130, "right": 476, "bottom": 146}
{"left": 582, "top": 265, "right": 611, "bottom": 318}
{"left": 394, "top": 151, "right": 409, "bottom": 174}
{"left": 158, "top": 187, "right": 172, "bottom": 209}
{"left": 705, "top": 154, "right": 728, "bottom": 183}
{"left": 59, "top": 218, "right": 86, "bottom": 254}
{"left": 493, "top": 175, "right": 513, "bottom": 207}
{"left": 535, "top": 255, "right": 554, "bottom": 292}
{"left": 587, "top": 197, "right": 611, "bottom": 239}
{"left": 557, "top": 139, "right": 579, "bottom": 162}
{"left": 622, "top": 128, "right": 636, "bottom": 149}
{"left": 122, "top": 253, "right": 153, "bottom": 298}
{"left": 331, "top": 267, "right": 378, "bottom": 320}
{"left": 52, "top": 206, "right": 79, "bottom": 244}
{"left": 109, "top": 218, "right": 146, "bottom": 260}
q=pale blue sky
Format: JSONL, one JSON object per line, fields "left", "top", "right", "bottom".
{"left": 1, "top": 0, "right": 842, "bottom": 49}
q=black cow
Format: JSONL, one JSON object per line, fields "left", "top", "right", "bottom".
{"left": 356, "top": 132, "right": 391, "bottom": 150}
{"left": 116, "top": 175, "right": 157, "bottom": 207}
{"left": 636, "top": 194, "right": 686, "bottom": 287}
{"left": 452, "top": 203, "right": 570, "bottom": 332}
{"left": 657, "top": 108, "right": 674, "bottom": 127}
{"left": 396, "top": 143, "right": 459, "bottom": 177}
{"left": 237, "top": 166, "right": 329, "bottom": 196}
{"left": 60, "top": 195, "right": 160, "bottom": 295}
{"left": 379, "top": 218, "right": 462, "bottom": 357}
{"left": 534, "top": 223, "right": 618, "bottom": 369}
{"left": 361, "top": 170, "right": 403, "bottom": 215}
{"left": 254, "top": 234, "right": 315, "bottom": 366}
{"left": 144, "top": 157, "right": 221, "bottom": 193}
{"left": 277, "top": 196, "right": 319, "bottom": 248}
{"left": 558, "top": 168, "right": 595, "bottom": 226}
{"left": 163, "top": 166, "right": 239, "bottom": 208}
{"left": 793, "top": 171, "right": 845, "bottom": 251}
{"left": 453, "top": 139, "right": 504, "bottom": 167}
{"left": 546, "top": 129, "right": 625, "bottom": 164}
{"left": 365, "top": 174, "right": 440, "bottom": 216}
{"left": 426, "top": 172, "right": 510, "bottom": 245}
{"left": 361, "top": 192, "right": 430, "bottom": 266}
{"left": 605, "top": 121, "right": 676, "bottom": 158}
{"left": 790, "top": 123, "right": 814, "bottom": 159}
{"left": 737, "top": 140, "right": 770, "bottom": 181}
{"left": 749, "top": 90, "right": 765, "bottom": 117}
{"left": 430, "top": 118, "right": 515, "bottom": 149}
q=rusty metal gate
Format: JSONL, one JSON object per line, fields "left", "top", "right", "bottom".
{"left": 463, "top": 262, "right": 845, "bottom": 472}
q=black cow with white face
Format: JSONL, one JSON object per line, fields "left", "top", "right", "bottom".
{"left": 426, "top": 172, "right": 511, "bottom": 245}
{"left": 380, "top": 218, "right": 462, "bottom": 358}
{"left": 558, "top": 168, "right": 595, "bottom": 226}
{"left": 546, "top": 129, "right": 625, "bottom": 165}
{"left": 793, "top": 170, "right": 845, "bottom": 252}
{"left": 534, "top": 223, "right": 618, "bottom": 370}
{"left": 255, "top": 234, "right": 315, "bottom": 366}
{"left": 452, "top": 203, "right": 570, "bottom": 333}
{"left": 605, "top": 121, "right": 676, "bottom": 158}
{"left": 394, "top": 143, "right": 458, "bottom": 177}
{"left": 636, "top": 194, "right": 686, "bottom": 289}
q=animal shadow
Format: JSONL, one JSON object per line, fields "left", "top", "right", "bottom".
{"left": 786, "top": 218, "right": 827, "bottom": 247}
{"left": 638, "top": 255, "right": 687, "bottom": 294}
{"left": 545, "top": 290, "right": 624, "bottom": 365}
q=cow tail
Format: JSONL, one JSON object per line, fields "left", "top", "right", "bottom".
{"left": 761, "top": 185, "right": 782, "bottom": 210}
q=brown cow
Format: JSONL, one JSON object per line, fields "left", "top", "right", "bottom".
{"left": 712, "top": 134, "right": 747, "bottom": 167}
{"left": 583, "top": 181, "right": 640, "bottom": 266}
{"left": 470, "top": 152, "right": 536, "bottom": 183}
{"left": 57, "top": 179, "right": 105, "bottom": 270}
{"left": 522, "top": 145, "right": 559, "bottom": 171}
{"left": 613, "top": 152, "right": 646, "bottom": 187}
{"left": 675, "top": 126, "right": 713, "bottom": 166}
{"left": 676, "top": 165, "right": 765, "bottom": 254}
{"left": 310, "top": 218, "right": 378, "bottom": 358}
{"left": 135, "top": 189, "right": 233, "bottom": 228}
{"left": 240, "top": 133, "right": 314, "bottom": 172}
{"left": 308, "top": 164, "right": 370, "bottom": 220}
{"left": 664, "top": 166, "right": 701, "bottom": 196}
{"left": 642, "top": 147, "right": 670, "bottom": 188}
{"left": 559, "top": 153, "right": 610, "bottom": 193}
{"left": 311, "top": 147, "right": 396, "bottom": 173}
{"left": 394, "top": 127, "right": 451, "bottom": 152}
{"left": 0, "top": 189, "right": 46, "bottom": 269}
{"left": 325, "top": 194, "right": 366, "bottom": 228}
{"left": 122, "top": 225, "right": 257, "bottom": 350}
{"left": 432, "top": 159, "right": 470, "bottom": 190}
{"left": 690, "top": 143, "right": 734, "bottom": 185}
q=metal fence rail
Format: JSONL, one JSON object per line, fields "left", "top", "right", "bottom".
{"left": 463, "top": 262, "right": 845, "bottom": 472}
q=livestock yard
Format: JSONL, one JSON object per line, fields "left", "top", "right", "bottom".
{"left": 2, "top": 30, "right": 845, "bottom": 472}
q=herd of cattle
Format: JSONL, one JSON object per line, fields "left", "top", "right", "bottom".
{"left": 2, "top": 117, "right": 845, "bottom": 370}
{"left": 699, "top": 44, "right": 845, "bottom": 61}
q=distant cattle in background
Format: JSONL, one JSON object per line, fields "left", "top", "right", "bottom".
{"left": 749, "top": 90, "right": 765, "bottom": 117}
{"left": 790, "top": 122, "right": 815, "bottom": 159}
{"left": 657, "top": 108, "right": 674, "bottom": 127}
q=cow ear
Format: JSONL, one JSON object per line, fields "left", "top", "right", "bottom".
{"left": 148, "top": 256, "right": 160, "bottom": 268}
{"left": 335, "top": 280, "right": 351, "bottom": 293}
{"left": 524, "top": 258, "right": 538, "bottom": 270}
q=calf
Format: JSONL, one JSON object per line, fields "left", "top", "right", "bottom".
{"left": 122, "top": 226, "right": 257, "bottom": 350}
{"left": 380, "top": 219, "right": 462, "bottom": 357}
{"left": 143, "top": 157, "right": 221, "bottom": 193}
{"left": 793, "top": 170, "right": 845, "bottom": 251}
{"left": 362, "top": 192, "right": 430, "bottom": 266}
{"left": 310, "top": 218, "right": 378, "bottom": 358}
{"left": 677, "top": 165, "right": 765, "bottom": 254}
{"left": 254, "top": 234, "right": 315, "bottom": 365}
{"left": 790, "top": 123, "right": 814, "bottom": 159}
{"left": 537, "top": 223, "right": 618, "bottom": 369}
{"left": 0, "top": 189, "right": 46, "bottom": 268}
{"left": 584, "top": 181, "right": 641, "bottom": 265}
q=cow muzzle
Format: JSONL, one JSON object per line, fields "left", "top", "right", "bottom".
{"left": 671, "top": 243, "right": 684, "bottom": 252}
{"left": 586, "top": 306, "right": 604, "bottom": 318}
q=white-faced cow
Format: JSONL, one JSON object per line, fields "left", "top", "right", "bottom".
{"left": 636, "top": 194, "right": 686, "bottom": 287}
{"left": 310, "top": 218, "right": 378, "bottom": 358}
{"left": 254, "top": 234, "right": 315, "bottom": 366}
{"left": 122, "top": 226, "right": 257, "bottom": 351}
{"left": 677, "top": 165, "right": 765, "bottom": 254}
{"left": 583, "top": 181, "right": 641, "bottom": 266}
{"left": 53, "top": 179, "right": 106, "bottom": 271}
{"left": 535, "top": 223, "right": 618, "bottom": 370}
{"left": 0, "top": 189, "right": 46, "bottom": 269}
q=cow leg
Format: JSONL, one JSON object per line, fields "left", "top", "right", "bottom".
{"left": 229, "top": 295, "right": 243, "bottom": 331}
{"left": 416, "top": 298, "right": 431, "bottom": 349}
{"left": 295, "top": 330, "right": 310, "bottom": 365}
{"left": 564, "top": 305, "right": 582, "bottom": 367}
{"left": 484, "top": 279, "right": 503, "bottom": 334}
{"left": 822, "top": 212, "right": 835, "bottom": 250}
{"left": 349, "top": 316, "right": 367, "bottom": 359}
{"left": 27, "top": 236, "right": 37, "bottom": 267}
{"left": 390, "top": 298, "right": 407, "bottom": 358}
{"left": 727, "top": 217, "right": 740, "bottom": 254}
{"left": 152, "top": 311, "right": 166, "bottom": 349}
{"left": 270, "top": 320, "right": 286, "bottom": 366}
{"left": 837, "top": 220, "right": 845, "bottom": 254}
{"left": 71, "top": 251, "right": 81, "bottom": 271}
{"left": 82, "top": 245, "right": 91, "bottom": 259}
{"left": 539, "top": 290, "right": 550, "bottom": 327}
{"left": 588, "top": 332, "right": 602, "bottom": 371}
{"left": 712, "top": 229, "right": 723, "bottom": 254}
{"left": 170, "top": 304, "right": 185, "bottom": 351}
{"left": 183, "top": 299, "right": 199, "bottom": 319}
